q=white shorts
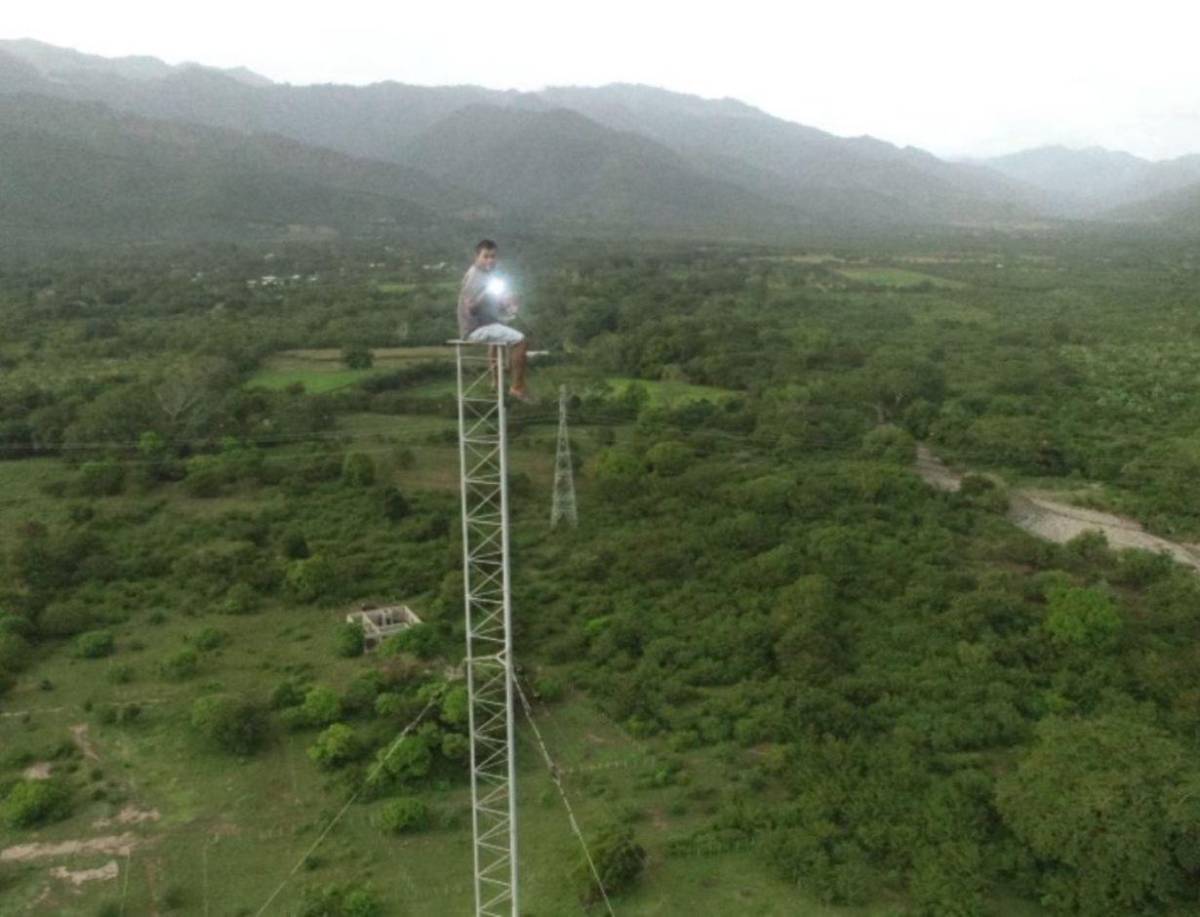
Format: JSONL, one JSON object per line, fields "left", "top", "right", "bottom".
{"left": 466, "top": 323, "right": 525, "bottom": 345}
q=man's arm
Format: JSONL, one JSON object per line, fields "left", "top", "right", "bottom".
{"left": 460, "top": 270, "right": 490, "bottom": 317}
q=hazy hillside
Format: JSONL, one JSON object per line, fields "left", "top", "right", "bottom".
{"left": 979, "top": 145, "right": 1200, "bottom": 215}
{"left": 0, "top": 37, "right": 271, "bottom": 86}
{"left": 1103, "top": 182, "right": 1200, "bottom": 229}
{"left": 1, "top": 41, "right": 1044, "bottom": 231}
{"left": 404, "top": 105, "right": 806, "bottom": 232}
{"left": 0, "top": 93, "right": 492, "bottom": 244}
{"left": 9, "top": 39, "right": 1200, "bottom": 240}
{"left": 540, "top": 84, "right": 1041, "bottom": 224}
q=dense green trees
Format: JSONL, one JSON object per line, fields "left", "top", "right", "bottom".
{"left": 5, "top": 239, "right": 1200, "bottom": 912}
{"left": 997, "top": 716, "right": 1200, "bottom": 915}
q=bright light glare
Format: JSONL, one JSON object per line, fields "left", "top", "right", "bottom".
{"left": 486, "top": 278, "right": 508, "bottom": 296}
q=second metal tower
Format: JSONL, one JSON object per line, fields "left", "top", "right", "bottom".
{"left": 454, "top": 341, "right": 519, "bottom": 917}
{"left": 551, "top": 384, "right": 578, "bottom": 528}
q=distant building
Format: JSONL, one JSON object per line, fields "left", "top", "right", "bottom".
{"left": 346, "top": 603, "right": 422, "bottom": 652}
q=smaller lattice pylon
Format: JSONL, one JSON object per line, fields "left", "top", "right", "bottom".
{"left": 550, "top": 384, "right": 578, "bottom": 528}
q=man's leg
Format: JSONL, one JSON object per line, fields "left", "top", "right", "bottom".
{"left": 465, "top": 324, "right": 531, "bottom": 400}
{"left": 508, "top": 339, "right": 529, "bottom": 398}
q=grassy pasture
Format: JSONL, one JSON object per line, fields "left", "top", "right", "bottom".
{"left": 0, "top": 635, "right": 874, "bottom": 916}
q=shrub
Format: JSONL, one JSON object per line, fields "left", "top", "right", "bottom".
{"left": 282, "top": 531, "right": 310, "bottom": 560}
{"left": 308, "top": 724, "right": 361, "bottom": 769}
{"left": 286, "top": 556, "right": 338, "bottom": 604}
{"left": 222, "top": 583, "right": 260, "bottom": 616}
{"left": 193, "top": 627, "right": 229, "bottom": 651}
{"left": 0, "top": 614, "right": 34, "bottom": 638}
{"left": 76, "top": 459, "right": 125, "bottom": 497}
{"left": 334, "top": 622, "right": 365, "bottom": 658}
{"left": 440, "top": 686, "right": 469, "bottom": 726}
{"left": 299, "top": 882, "right": 382, "bottom": 917}
{"left": 159, "top": 648, "right": 200, "bottom": 681}
{"left": 382, "top": 487, "right": 411, "bottom": 521}
{"left": 376, "top": 797, "right": 430, "bottom": 835}
{"left": 578, "top": 824, "right": 646, "bottom": 903}
{"left": 956, "top": 474, "right": 1009, "bottom": 513}
{"left": 0, "top": 631, "right": 31, "bottom": 673}
{"left": 191, "top": 695, "right": 268, "bottom": 755}
{"left": 271, "top": 678, "right": 307, "bottom": 710}
{"left": 375, "top": 735, "right": 432, "bottom": 785}
{"left": 342, "top": 453, "right": 376, "bottom": 487}
{"left": 183, "top": 456, "right": 226, "bottom": 498}
{"left": 342, "top": 671, "right": 384, "bottom": 715}
{"left": 860, "top": 424, "right": 916, "bottom": 464}
{"left": 381, "top": 623, "right": 438, "bottom": 659}
{"left": 342, "top": 346, "right": 373, "bottom": 370}
{"left": 74, "top": 630, "right": 115, "bottom": 659}
{"left": 2, "top": 779, "right": 72, "bottom": 828}
{"left": 158, "top": 884, "right": 187, "bottom": 911}
{"left": 533, "top": 673, "right": 565, "bottom": 703}
{"left": 440, "top": 732, "right": 469, "bottom": 762}
{"left": 37, "top": 601, "right": 98, "bottom": 638}
{"left": 645, "top": 440, "right": 693, "bottom": 477}
{"left": 1044, "top": 584, "right": 1123, "bottom": 650}
{"left": 1113, "top": 549, "right": 1175, "bottom": 588}
{"left": 301, "top": 685, "right": 342, "bottom": 726}
{"left": 374, "top": 692, "right": 415, "bottom": 719}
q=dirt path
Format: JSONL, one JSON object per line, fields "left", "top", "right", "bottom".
{"left": 914, "top": 444, "right": 1200, "bottom": 571}
{"left": 1, "top": 834, "right": 141, "bottom": 863}
{"left": 70, "top": 723, "right": 100, "bottom": 761}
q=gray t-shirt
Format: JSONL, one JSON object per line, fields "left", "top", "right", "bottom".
{"left": 457, "top": 265, "right": 503, "bottom": 337}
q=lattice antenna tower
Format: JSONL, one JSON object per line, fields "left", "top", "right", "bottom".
{"left": 551, "top": 384, "right": 578, "bottom": 528}
{"left": 453, "top": 341, "right": 520, "bottom": 917}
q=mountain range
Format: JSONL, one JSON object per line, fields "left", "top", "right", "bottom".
{"left": 2, "top": 38, "right": 1199, "bottom": 245}
{"left": 973, "top": 146, "right": 1200, "bottom": 218}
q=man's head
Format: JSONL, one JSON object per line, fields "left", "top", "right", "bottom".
{"left": 474, "top": 239, "right": 498, "bottom": 272}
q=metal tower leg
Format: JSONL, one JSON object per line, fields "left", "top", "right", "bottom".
{"left": 455, "top": 342, "right": 519, "bottom": 917}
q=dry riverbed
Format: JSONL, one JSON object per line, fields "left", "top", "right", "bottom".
{"left": 915, "top": 445, "right": 1200, "bottom": 571}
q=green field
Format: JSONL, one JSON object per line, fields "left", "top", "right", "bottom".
{"left": 246, "top": 347, "right": 456, "bottom": 393}
{"left": 836, "top": 266, "right": 966, "bottom": 289}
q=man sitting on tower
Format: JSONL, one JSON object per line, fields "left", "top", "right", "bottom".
{"left": 457, "top": 238, "right": 532, "bottom": 402}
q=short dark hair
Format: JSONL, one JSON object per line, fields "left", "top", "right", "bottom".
{"left": 475, "top": 239, "right": 498, "bottom": 254}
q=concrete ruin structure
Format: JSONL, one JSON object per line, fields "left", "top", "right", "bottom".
{"left": 346, "top": 603, "right": 422, "bottom": 651}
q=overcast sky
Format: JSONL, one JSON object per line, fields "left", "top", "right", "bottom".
{"left": 6, "top": 0, "right": 1200, "bottom": 160}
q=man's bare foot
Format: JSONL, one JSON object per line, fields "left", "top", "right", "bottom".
{"left": 508, "top": 387, "right": 535, "bottom": 404}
